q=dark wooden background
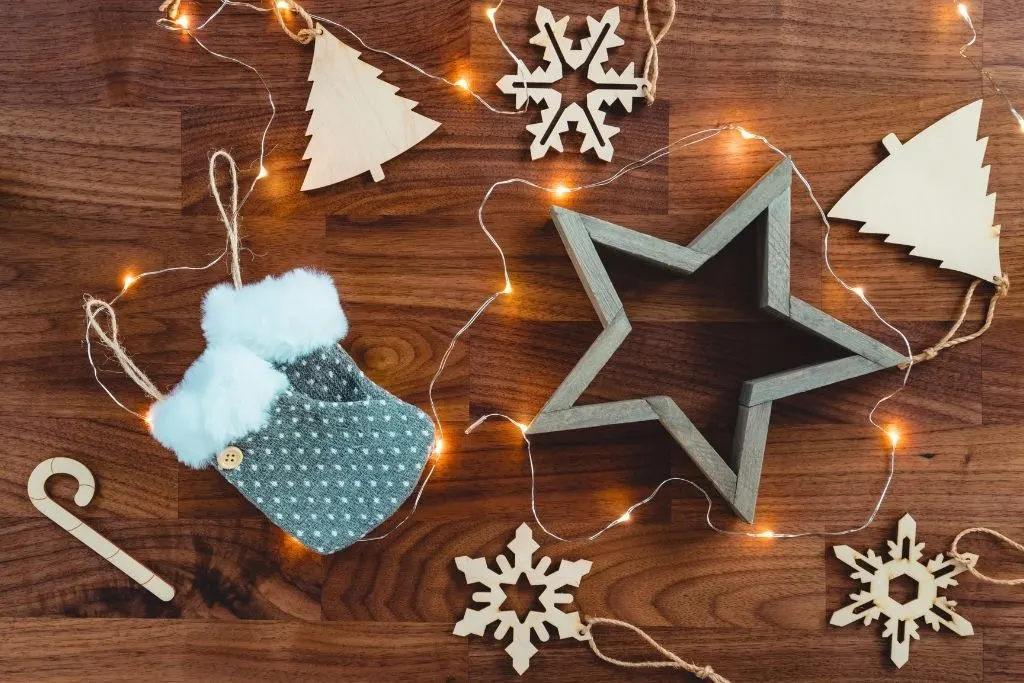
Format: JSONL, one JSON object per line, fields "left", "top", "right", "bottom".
{"left": 2, "top": 0, "right": 1024, "bottom": 680}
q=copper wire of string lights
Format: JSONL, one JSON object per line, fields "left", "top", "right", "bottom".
{"left": 111, "top": 0, "right": 1022, "bottom": 543}
{"left": 954, "top": 1, "right": 1024, "bottom": 132}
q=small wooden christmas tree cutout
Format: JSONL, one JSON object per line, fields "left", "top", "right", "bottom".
{"left": 301, "top": 23, "right": 441, "bottom": 190}
{"left": 828, "top": 100, "right": 1001, "bottom": 283}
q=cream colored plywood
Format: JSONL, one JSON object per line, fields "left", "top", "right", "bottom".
{"left": 828, "top": 100, "right": 1001, "bottom": 283}
{"left": 301, "top": 23, "right": 440, "bottom": 190}
{"left": 27, "top": 458, "right": 176, "bottom": 602}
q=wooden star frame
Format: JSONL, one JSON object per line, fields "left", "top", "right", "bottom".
{"left": 528, "top": 159, "right": 906, "bottom": 522}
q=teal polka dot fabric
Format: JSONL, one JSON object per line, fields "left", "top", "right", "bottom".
{"left": 218, "top": 345, "right": 434, "bottom": 554}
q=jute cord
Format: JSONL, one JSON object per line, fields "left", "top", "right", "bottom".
{"left": 83, "top": 151, "right": 246, "bottom": 407}
{"left": 641, "top": 0, "right": 677, "bottom": 104}
{"left": 584, "top": 617, "right": 731, "bottom": 682}
{"left": 272, "top": 0, "right": 318, "bottom": 45}
{"left": 900, "top": 273, "right": 1009, "bottom": 368}
{"left": 951, "top": 527, "right": 1024, "bottom": 586}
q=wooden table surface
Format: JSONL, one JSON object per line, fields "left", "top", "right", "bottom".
{"left": 2, "top": 1, "right": 1024, "bottom": 681}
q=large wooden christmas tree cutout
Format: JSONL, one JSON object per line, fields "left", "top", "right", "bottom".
{"left": 301, "top": 24, "right": 441, "bottom": 190}
{"left": 828, "top": 100, "right": 1001, "bottom": 283}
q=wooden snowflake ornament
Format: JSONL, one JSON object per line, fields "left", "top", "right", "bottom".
{"left": 830, "top": 514, "right": 976, "bottom": 668}
{"left": 453, "top": 523, "right": 592, "bottom": 675}
{"left": 497, "top": 6, "right": 647, "bottom": 161}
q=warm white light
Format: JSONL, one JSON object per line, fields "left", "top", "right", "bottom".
{"left": 454, "top": 78, "right": 469, "bottom": 90}
{"left": 257, "top": 165, "right": 269, "bottom": 180}
{"left": 737, "top": 126, "right": 757, "bottom": 140}
{"left": 617, "top": 511, "right": 631, "bottom": 523}
{"left": 174, "top": 16, "right": 190, "bottom": 29}
{"left": 553, "top": 185, "right": 570, "bottom": 197}
{"left": 122, "top": 273, "right": 137, "bottom": 290}
{"left": 757, "top": 530, "right": 775, "bottom": 538}
{"left": 276, "top": 0, "right": 292, "bottom": 9}
{"left": 434, "top": 439, "right": 444, "bottom": 455}
{"left": 852, "top": 286, "right": 865, "bottom": 298}
{"left": 144, "top": 408, "right": 154, "bottom": 428}
{"left": 485, "top": 7, "right": 497, "bottom": 20}
{"left": 886, "top": 426, "right": 901, "bottom": 447}
{"left": 513, "top": 421, "right": 529, "bottom": 434}
{"left": 957, "top": 3, "right": 970, "bottom": 21}
{"left": 502, "top": 281, "right": 513, "bottom": 295}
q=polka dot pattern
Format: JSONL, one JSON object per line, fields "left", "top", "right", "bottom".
{"left": 217, "top": 345, "right": 434, "bottom": 554}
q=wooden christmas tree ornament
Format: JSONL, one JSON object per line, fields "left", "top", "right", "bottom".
{"left": 829, "top": 100, "right": 1000, "bottom": 283}
{"left": 530, "top": 159, "right": 905, "bottom": 523}
{"left": 831, "top": 513, "right": 975, "bottom": 668}
{"left": 828, "top": 99, "right": 1009, "bottom": 365}
{"left": 28, "top": 457, "right": 175, "bottom": 602}
{"left": 301, "top": 23, "right": 440, "bottom": 190}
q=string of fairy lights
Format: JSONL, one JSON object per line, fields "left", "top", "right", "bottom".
{"left": 88, "top": 0, "right": 1020, "bottom": 546}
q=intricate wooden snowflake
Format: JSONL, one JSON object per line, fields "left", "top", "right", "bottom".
{"left": 453, "top": 523, "right": 592, "bottom": 674}
{"left": 830, "top": 513, "right": 976, "bottom": 668}
{"left": 496, "top": 6, "right": 647, "bottom": 161}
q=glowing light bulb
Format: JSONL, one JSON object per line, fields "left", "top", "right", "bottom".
{"left": 144, "top": 408, "right": 154, "bottom": 428}
{"left": 122, "top": 273, "right": 137, "bottom": 290}
{"left": 276, "top": 0, "right": 291, "bottom": 9}
{"left": 852, "top": 286, "right": 865, "bottom": 298}
{"left": 434, "top": 439, "right": 444, "bottom": 455}
{"left": 957, "top": 2, "right": 970, "bottom": 20}
{"left": 502, "top": 281, "right": 513, "bottom": 295}
{"left": 553, "top": 185, "right": 570, "bottom": 197}
{"left": 454, "top": 78, "right": 469, "bottom": 90}
{"left": 617, "top": 511, "right": 631, "bottom": 523}
{"left": 757, "top": 530, "right": 775, "bottom": 538}
{"left": 886, "top": 426, "right": 901, "bottom": 447}
{"left": 513, "top": 421, "right": 529, "bottom": 434}
{"left": 737, "top": 126, "right": 757, "bottom": 140}
{"left": 174, "top": 16, "right": 190, "bottom": 29}
{"left": 486, "top": 7, "right": 497, "bottom": 20}
{"left": 257, "top": 165, "right": 269, "bottom": 180}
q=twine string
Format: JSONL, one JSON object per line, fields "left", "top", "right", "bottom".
{"left": 83, "top": 298, "right": 166, "bottom": 403}
{"left": 641, "top": 0, "right": 677, "bottom": 104}
{"left": 584, "top": 617, "right": 731, "bottom": 682}
{"left": 208, "top": 150, "right": 245, "bottom": 290}
{"left": 83, "top": 151, "right": 247, "bottom": 417}
{"left": 951, "top": 527, "right": 1024, "bottom": 586}
{"left": 272, "top": 0, "right": 318, "bottom": 45}
{"left": 901, "top": 274, "right": 1009, "bottom": 367}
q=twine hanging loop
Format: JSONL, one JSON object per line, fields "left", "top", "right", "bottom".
{"left": 641, "top": 0, "right": 677, "bottom": 104}
{"left": 273, "top": 0, "right": 318, "bottom": 45}
{"left": 208, "top": 150, "right": 244, "bottom": 290}
{"left": 951, "top": 527, "right": 1024, "bottom": 586}
{"left": 900, "top": 273, "right": 1009, "bottom": 368}
{"left": 584, "top": 617, "right": 732, "bottom": 682}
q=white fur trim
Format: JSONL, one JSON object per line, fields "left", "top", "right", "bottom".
{"left": 201, "top": 269, "right": 348, "bottom": 363}
{"left": 149, "top": 345, "right": 289, "bottom": 468}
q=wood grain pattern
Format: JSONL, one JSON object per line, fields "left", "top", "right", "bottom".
{"left": 1, "top": 0, "right": 1023, "bottom": 680}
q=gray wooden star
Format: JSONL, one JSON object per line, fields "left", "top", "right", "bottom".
{"left": 528, "top": 159, "right": 905, "bottom": 522}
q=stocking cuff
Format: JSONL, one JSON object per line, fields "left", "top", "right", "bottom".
{"left": 149, "top": 345, "right": 289, "bottom": 468}
{"left": 201, "top": 268, "right": 348, "bottom": 363}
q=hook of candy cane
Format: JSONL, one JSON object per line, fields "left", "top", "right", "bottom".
{"left": 27, "top": 458, "right": 175, "bottom": 602}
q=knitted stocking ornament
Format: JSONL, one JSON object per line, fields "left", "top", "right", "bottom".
{"left": 149, "top": 269, "right": 435, "bottom": 554}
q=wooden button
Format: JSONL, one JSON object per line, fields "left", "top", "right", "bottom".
{"left": 217, "top": 446, "right": 244, "bottom": 470}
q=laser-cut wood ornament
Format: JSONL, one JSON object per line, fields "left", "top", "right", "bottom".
{"left": 453, "top": 523, "right": 592, "bottom": 675}
{"left": 831, "top": 513, "right": 975, "bottom": 668}
{"left": 301, "top": 23, "right": 440, "bottom": 190}
{"left": 496, "top": 6, "right": 647, "bottom": 161}
{"left": 529, "top": 159, "right": 905, "bottom": 523}
{"left": 27, "top": 457, "right": 175, "bottom": 602}
{"left": 828, "top": 99, "right": 1001, "bottom": 283}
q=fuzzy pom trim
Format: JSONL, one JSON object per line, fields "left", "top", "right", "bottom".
{"left": 149, "top": 345, "right": 289, "bottom": 468}
{"left": 201, "top": 268, "right": 348, "bottom": 363}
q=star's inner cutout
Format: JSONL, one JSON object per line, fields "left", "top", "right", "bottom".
{"left": 527, "top": 159, "right": 906, "bottom": 522}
